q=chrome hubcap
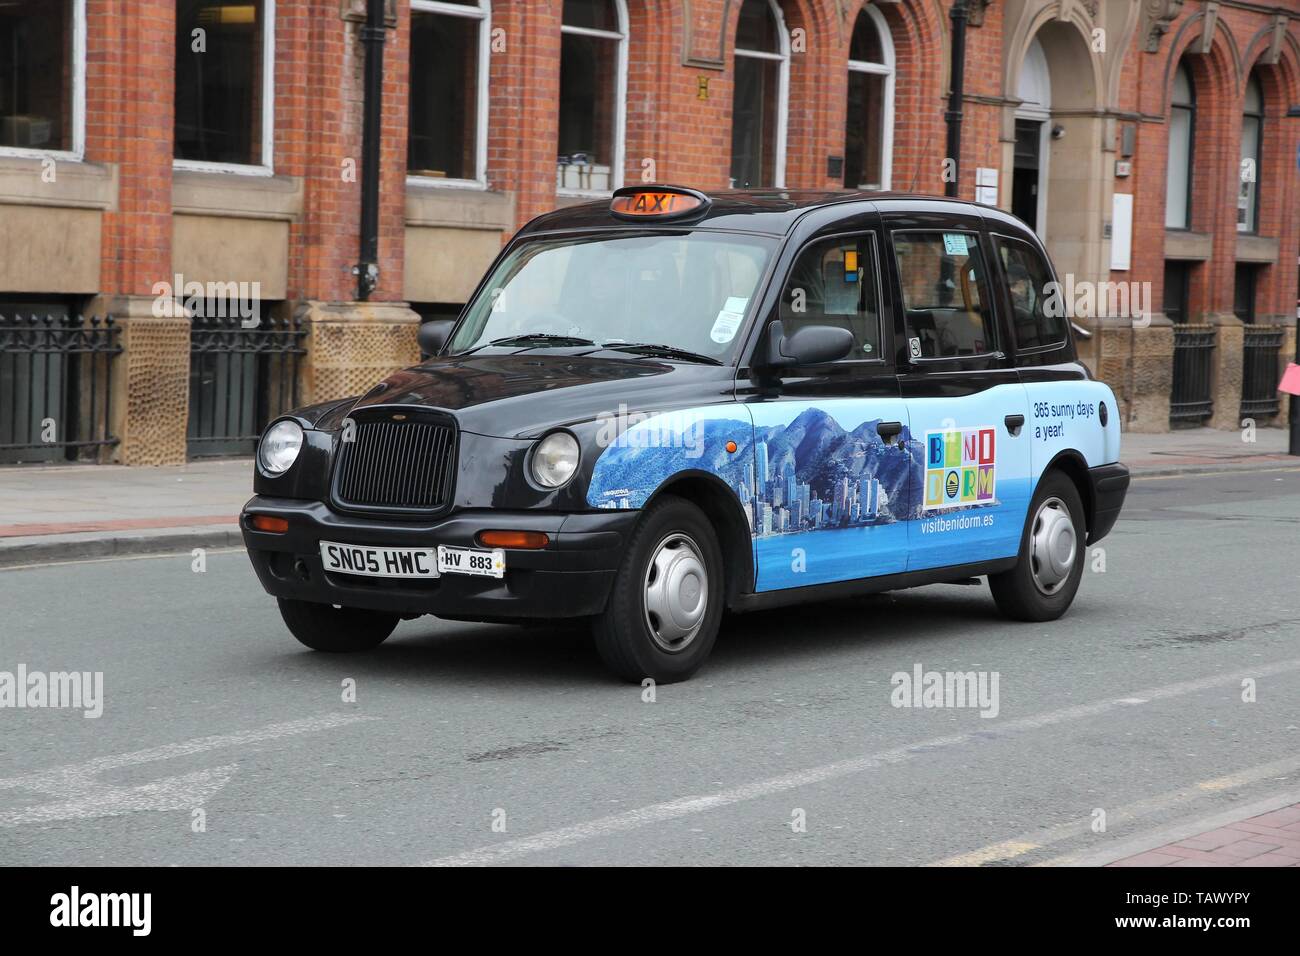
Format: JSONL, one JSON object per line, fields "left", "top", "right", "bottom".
{"left": 1029, "top": 496, "right": 1076, "bottom": 595}
{"left": 643, "top": 533, "right": 708, "bottom": 653}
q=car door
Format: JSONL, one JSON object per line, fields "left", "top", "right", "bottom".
{"left": 739, "top": 224, "right": 913, "bottom": 592}
{"left": 886, "top": 216, "right": 1032, "bottom": 572}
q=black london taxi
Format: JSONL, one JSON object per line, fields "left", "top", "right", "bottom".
{"left": 243, "top": 185, "right": 1130, "bottom": 683}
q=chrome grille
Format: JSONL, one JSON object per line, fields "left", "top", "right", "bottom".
{"left": 333, "top": 416, "right": 456, "bottom": 513}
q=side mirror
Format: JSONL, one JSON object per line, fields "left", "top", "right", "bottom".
{"left": 762, "top": 320, "right": 854, "bottom": 369}
{"left": 417, "top": 319, "right": 455, "bottom": 358}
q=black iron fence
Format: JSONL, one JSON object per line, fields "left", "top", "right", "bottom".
{"left": 1240, "top": 326, "right": 1285, "bottom": 419}
{"left": 0, "top": 314, "right": 121, "bottom": 464}
{"left": 188, "top": 313, "right": 306, "bottom": 457}
{"left": 1170, "top": 324, "right": 1216, "bottom": 424}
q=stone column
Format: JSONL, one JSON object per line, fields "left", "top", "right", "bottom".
{"left": 295, "top": 301, "right": 420, "bottom": 405}
{"left": 1206, "top": 312, "right": 1244, "bottom": 431}
{"left": 1276, "top": 323, "right": 1296, "bottom": 428}
{"left": 85, "top": 294, "right": 190, "bottom": 466}
{"left": 1092, "top": 315, "right": 1175, "bottom": 434}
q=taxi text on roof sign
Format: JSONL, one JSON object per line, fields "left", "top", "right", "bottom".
{"left": 609, "top": 186, "right": 707, "bottom": 219}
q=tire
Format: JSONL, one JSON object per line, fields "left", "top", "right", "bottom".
{"left": 591, "top": 495, "right": 724, "bottom": 683}
{"left": 987, "top": 470, "right": 1087, "bottom": 622}
{"left": 277, "top": 597, "right": 399, "bottom": 653}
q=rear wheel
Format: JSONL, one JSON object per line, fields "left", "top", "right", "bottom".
{"left": 988, "top": 471, "right": 1086, "bottom": 622}
{"left": 592, "top": 495, "right": 723, "bottom": 683}
{"left": 277, "top": 598, "right": 399, "bottom": 652}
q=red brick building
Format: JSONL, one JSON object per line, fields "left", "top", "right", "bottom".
{"left": 0, "top": 0, "right": 1297, "bottom": 464}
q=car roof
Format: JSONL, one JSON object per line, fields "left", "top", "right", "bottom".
{"left": 518, "top": 188, "right": 1024, "bottom": 239}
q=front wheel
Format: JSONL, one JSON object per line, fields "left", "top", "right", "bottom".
{"left": 277, "top": 598, "right": 399, "bottom": 652}
{"left": 987, "top": 471, "right": 1086, "bottom": 622}
{"left": 591, "top": 495, "right": 724, "bottom": 683}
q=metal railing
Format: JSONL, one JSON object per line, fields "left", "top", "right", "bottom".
{"left": 1169, "top": 324, "right": 1216, "bottom": 424}
{"left": 188, "top": 313, "right": 306, "bottom": 458}
{"left": 0, "top": 313, "right": 121, "bottom": 464}
{"left": 1240, "top": 326, "right": 1284, "bottom": 419}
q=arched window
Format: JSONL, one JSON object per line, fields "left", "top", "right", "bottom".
{"left": 730, "top": 0, "right": 788, "bottom": 188}
{"left": 557, "top": 0, "right": 627, "bottom": 195}
{"left": 1165, "top": 61, "right": 1195, "bottom": 230}
{"left": 844, "top": 7, "right": 894, "bottom": 190}
{"left": 408, "top": 0, "right": 490, "bottom": 187}
{"left": 1238, "top": 73, "right": 1263, "bottom": 234}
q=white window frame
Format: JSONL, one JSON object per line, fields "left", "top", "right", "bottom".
{"left": 1165, "top": 62, "right": 1195, "bottom": 231}
{"left": 846, "top": 4, "right": 894, "bottom": 191}
{"left": 556, "top": 0, "right": 628, "bottom": 199}
{"left": 173, "top": 0, "right": 276, "bottom": 177}
{"left": 732, "top": 0, "right": 789, "bottom": 189}
{"left": 1237, "top": 73, "right": 1262, "bottom": 235}
{"left": 0, "top": 0, "right": 86, "bottom": 162}
{"left": 406, "top": 0, "right": 491, "bottom": 192}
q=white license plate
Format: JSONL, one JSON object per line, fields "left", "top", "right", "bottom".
{"left": 319, "top": 541, "right": 439, "bottom": 579}
{"left": 437, "top": 545, "right": 505, "bottom": 579}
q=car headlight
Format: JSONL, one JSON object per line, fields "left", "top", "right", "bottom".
{"left": 258, "top": 420, "right": 304, "bottom": 475}
{"left": 531, "top": 431, "right": 580, "bottom": 489}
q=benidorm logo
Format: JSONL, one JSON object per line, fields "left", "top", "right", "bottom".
{"left": 924, "top": 426, "right": 996, "bottom": 511}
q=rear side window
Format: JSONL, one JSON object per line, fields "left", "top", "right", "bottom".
{"left": 779, "top": 234, "right": 883, "bottom": 360}
{"left": 995, "top": 236, "right": 1067, "bottom": 351}
{"left": 893, "top": 231, "right": 996, "bottom": 358}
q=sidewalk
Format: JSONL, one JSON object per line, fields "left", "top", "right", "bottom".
{"left": 1106, "top": 801, "right": 1300, "bottom": 868}
{"left": 0, "top": 427, "right": 1296, "bottom": 568}
{"left": 1119, "top": 426, "right": 1295, "bottom": 476}
{"left": 0, "top": 458, "right": 251, "bottom": 567}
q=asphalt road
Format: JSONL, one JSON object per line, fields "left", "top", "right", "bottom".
{"left": 3, "top": 467, "right": 1299, "bottom": 866}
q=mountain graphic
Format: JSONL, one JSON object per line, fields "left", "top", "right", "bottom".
{"left": 589, "top": 406, "right": 931, "bottom": 521}
{"left": 756, "top": 407, "right": 923, "bottom": 520}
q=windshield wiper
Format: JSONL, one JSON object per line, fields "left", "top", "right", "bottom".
{"left": 599, "top": 342, "right": 722, "bottom": 365}
{"left": 461, "top": 333, "right": 595, "bottom": 354}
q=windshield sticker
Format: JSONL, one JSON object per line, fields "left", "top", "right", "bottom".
{"left": 710, "top": 297, "right": 748, "bottom": 344}
{"left": 943, "top": 233, "right": 969, "bottom": 257}
{"left": 843, "top": 249, "right": 859, "bottom": 283}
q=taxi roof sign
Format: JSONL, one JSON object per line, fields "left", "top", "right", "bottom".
{"left": 610, "top": 185, "right": 709, "bottom": 221}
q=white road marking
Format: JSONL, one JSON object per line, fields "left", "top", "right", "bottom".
{"left": 0, "top": 766, "right": 238, "bottom": 827}
{"left": 418, "top": 657, "right": 1300, "bottom": 866}
{"left": 0, "top": 713, "right": 374, "bottom": 827}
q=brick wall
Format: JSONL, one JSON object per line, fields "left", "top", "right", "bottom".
{"left": 89, "top": 0, "right": 176, "bottom": 298}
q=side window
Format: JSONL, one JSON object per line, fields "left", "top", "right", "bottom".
{"left": 995, "top": 236, "right": 1066, "bottom": 351}
{"left": 779, "top": 234, "right": 883, "bottom": 360}
{"left": 893, "top": 231, "right": 996, "bottom": 359}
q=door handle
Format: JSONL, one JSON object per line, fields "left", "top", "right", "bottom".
{"left": 877, "top": 421, "right": 904, "bottom": 445}
{"left": 1005, "top": 414, "right": 1025, "bottom": 436}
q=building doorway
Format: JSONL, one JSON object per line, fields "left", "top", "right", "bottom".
{"left": 1012, "top": 37, "right": 1050, "bottom": 236}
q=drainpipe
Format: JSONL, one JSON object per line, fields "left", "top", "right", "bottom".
{"left": 354, "top": 0, "right": 386, "bottom": 301}
{"left": 944, "top": 0, "right": 969, "bottom": 199}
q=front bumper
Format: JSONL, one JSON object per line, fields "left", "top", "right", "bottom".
{"left": 241, "top": 497, "right": 637, "bottom": 621}
{"left": 1086, "top": 462, "right": 1130, "bottom": 544}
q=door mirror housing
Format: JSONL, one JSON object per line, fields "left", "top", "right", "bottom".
{"left": 760, "top": 320, "right": 854, "bottom": 370}
{"left": 417, "top": 319, "right": 456, "bottom": 358}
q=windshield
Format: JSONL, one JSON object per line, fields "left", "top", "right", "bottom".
{"left": 448, "top": 231, "right": 776, "bottom": 361}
